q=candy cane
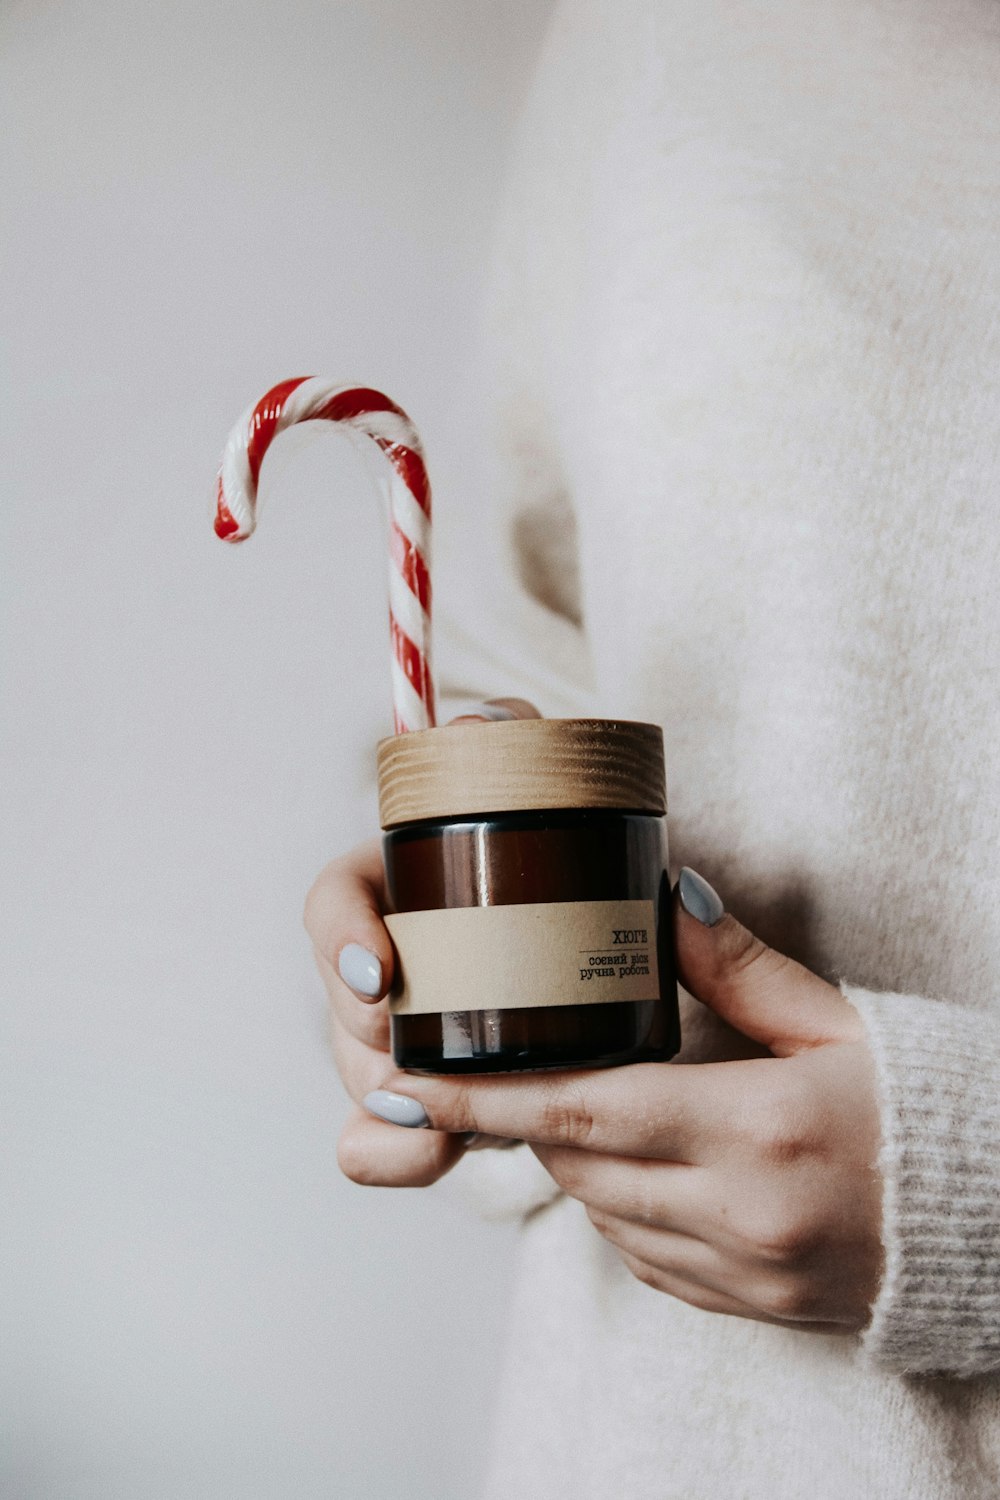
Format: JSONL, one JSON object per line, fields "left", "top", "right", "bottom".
{"left": 215, "top": 376, "right": 435, "bottom": 733}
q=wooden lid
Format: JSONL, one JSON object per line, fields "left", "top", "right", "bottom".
{"left": 377, "top": 718, "right": 666, "bottom": 828}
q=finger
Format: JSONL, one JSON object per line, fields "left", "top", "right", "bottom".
{"left": 600, "top": 1216, "right": 855, "bottom": 1331}
{"left": 610, "top": 1246, "right": 817, "bottom": 1328}
{"left": 329, "top": 1017, "right": 513, "bottom": 1154}
{"left": 328, "top": 1009, "right": 395, "bottom": 1105}
{"left": 304, "top": 838, "right": 394, "bottom": 1004}
{"left": 613, "top": 1244, "right": 756, "bottom": 1320}
{"left": 674, "top": 870, "right": 862, "bottom": 1056}
{"left": 366, "top": 1059, "right": 748, "bottom": 1163}
{"left": 331, "top": 1021, "right": 468, "bottom": 1182}
{"left": 317, "top": 949, "right": 391, "bottom": 1050}
{"left": 531, "top": 1144, "right": 709, "bottom": 1237}
{"left": 449, "top": 697, "right": 542, "bottom": 723}
{"left": 590, "top": 1209, "right": 730, "bottom": 1293}
{"left": 337, "top": 1104, "right": 465, "bottom": 1188}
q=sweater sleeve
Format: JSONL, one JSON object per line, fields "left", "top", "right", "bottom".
{"left": 842, "top": 984, "right": 1000, "bottom": 1377}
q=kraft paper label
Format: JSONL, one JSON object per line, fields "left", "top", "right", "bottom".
{"left": 384, "top": 899, "right": 659, "bottom": 1016}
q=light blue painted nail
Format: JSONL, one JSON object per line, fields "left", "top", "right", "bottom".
{"left": 338, "top": 944, "right": 382, "bottom": 998}
{"left": 678, "top": 867, "right": 725, "bottom": 927}
{"left": 363, "top": 1090, "right": 430, "bottom": 1129}
{"left": 466, "top": 701, "right": 516, "bottom": 721}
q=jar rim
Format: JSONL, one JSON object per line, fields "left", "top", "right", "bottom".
{"left": 376, "top": 717, "right": 666, "bottom": 828}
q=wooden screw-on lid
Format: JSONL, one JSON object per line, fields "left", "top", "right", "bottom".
{"left": 377, "top": 718, "right": 666, "bottom": 828}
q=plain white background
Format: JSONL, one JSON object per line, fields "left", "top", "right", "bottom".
{"left": 1, "top": 2, "right": 555, "bottom": 1494}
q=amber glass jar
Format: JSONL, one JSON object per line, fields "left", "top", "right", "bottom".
{"left": 377, "top": 718, "right": 681, "bottom": 1075}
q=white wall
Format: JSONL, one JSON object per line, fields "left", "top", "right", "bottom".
{"left": 0, "top": 3, "right": 553, "bottom": 1495}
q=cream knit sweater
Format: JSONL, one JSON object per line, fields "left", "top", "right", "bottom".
{"left": 434, "top": 1, "right": 1000, "bottom": 1495}
{"left": 434, "top": 0, "right": 1000, "bottom": 1494}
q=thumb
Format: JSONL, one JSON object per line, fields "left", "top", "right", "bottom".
{"left": 673, "top": 868, "right": 860, "bottom": 1056}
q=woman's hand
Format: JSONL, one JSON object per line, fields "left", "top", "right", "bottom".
{"left": 362, "top": 868, "right": 886, "bottom": 1332}
{"left": 304, "top": 834, "right": 468, "bottom": 1187}
{"left": 304, "top": 698, "right": 538, "bottom": 1188}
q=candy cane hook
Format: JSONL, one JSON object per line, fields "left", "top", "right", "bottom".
{"left": 215, "top": 376, "right": 435, "bottom": 733}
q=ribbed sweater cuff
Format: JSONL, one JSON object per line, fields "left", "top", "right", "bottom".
{"left": 842, "top": 984, "right": 1000, "bottom": 1377}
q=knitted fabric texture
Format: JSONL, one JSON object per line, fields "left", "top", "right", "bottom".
{"left": 430, "top": 0, "right": 1000, "bottom": 1494}
{"left": 846, "top": 987, "right": 1000, "bottom": 1377}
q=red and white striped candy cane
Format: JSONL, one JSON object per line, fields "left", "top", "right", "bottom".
{"left": 215, "top": 376, "right": 435, "bottom": 734}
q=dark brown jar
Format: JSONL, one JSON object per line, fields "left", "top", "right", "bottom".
{"left": 377, "top": 718, "right": 681, "bottom": 1075}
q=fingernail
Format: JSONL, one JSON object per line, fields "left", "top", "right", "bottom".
{"left": 363, "top": 1090, "right": 430, "bottom": 1129}
{"left": 678, "top": 867, "right": 725, "bottom": 927}
{"left": 338, "top": 944, "right": 382, "bottom": 998}
{"left": 466, "top": 701, "right": 516, "bottom": 721}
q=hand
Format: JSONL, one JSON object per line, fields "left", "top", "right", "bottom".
{"left": 363, "top": 868, "right": 885, "bottom": 1332}
{"left": 304, "top": 698, "right": 539, "bottom": 1188}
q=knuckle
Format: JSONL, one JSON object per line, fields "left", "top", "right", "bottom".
{"left": 676, "top": 1286, "right": 721, "bottom": 1316}
{"left": 439, "top": 1079, "right": 475, "bottom": 1134}
{"left": 544, "top": 1148, "right": 586, "bottom": 1199}
{"left": 727, "top": 927, "right": 791, "bottom": 986}
{"left": 755, "top": 1116, "right": 806, "bottom": 1169}
{"left": 756, "top": 1274, "right": 818, "bottom": 1322}
{"left": 622, "top": 1252, "right": 660, "bottom": 1291}
{"left": 540, "top": 1083, "right": 597, "bottom": 1148}
{"left": 332, "top": 1020, "right": 389, "bottom": 1070}
{"left": 653, "top": 1275, "right": 725, "bottom": 1316}
{"left": 348, "top": 1003, "right": 391, "bottom": 1052}
{"left": 303, "top": 844, "right": 380, "bottom": 953}
{"left": 761, "top": 1220, "right": 812, "bottom": 1267}
{"left": 585, "top": 1203, "right": 609, "bottom": 1234}
{"left": 726, "top": 925, "right": 764, "bottom": 973}
{"left": 740, "top": 1204, "right": 817, "bottom": 1267}
{"left": 401, "top": 1077, "right": 471, "bottom": 1135}
{"left": 745, "top": 1083, "right": 814, "bottom": 1168}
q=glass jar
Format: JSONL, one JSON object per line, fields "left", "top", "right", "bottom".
{"left": 377, "top": 718, "right": 681, "bottom": 1075}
